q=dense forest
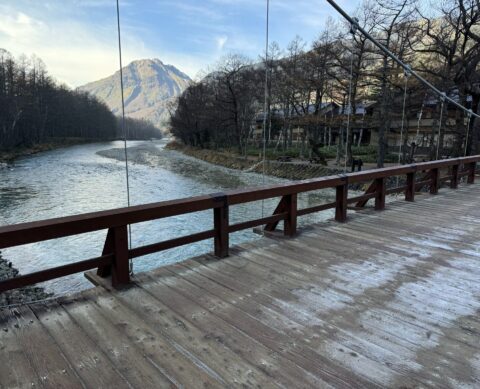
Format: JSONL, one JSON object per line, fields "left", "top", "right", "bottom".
{"left": 0, "top": 49, "right": 160, "bottom": 151}
{"left": 169, "top": 0, "right": 480, "bottom": 167}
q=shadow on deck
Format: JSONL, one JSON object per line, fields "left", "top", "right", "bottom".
{"left": 1, "top": 184, "right": 480, "bottom": 388}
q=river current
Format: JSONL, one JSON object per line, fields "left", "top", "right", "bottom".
{"left": 0, "top": 140, "right": 338, "bottom": 295}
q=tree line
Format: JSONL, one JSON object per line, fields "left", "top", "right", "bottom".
{"left": 169, "top": 0, "right": 480, "bottom": 167}
{"left": 0, "top": 49, "right": 160, "bottom": 151}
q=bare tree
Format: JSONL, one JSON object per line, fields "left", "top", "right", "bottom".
{"left": 372, "top": 0, "right": 417, "bottom": 166}
{"left": 329, "top": 1, "right": 381, "bottom": 165}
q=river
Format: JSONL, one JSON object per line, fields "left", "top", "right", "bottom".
{"left": 0, "top": 140, "right": 339, "bottom": 295}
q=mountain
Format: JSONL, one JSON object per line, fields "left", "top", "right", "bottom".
{"left": 79, "top": 59, "right": 191, "bottom": 130}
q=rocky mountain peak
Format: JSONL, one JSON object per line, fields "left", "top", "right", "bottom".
{"left": 79, "top": 58, "right": 191, "bottom": 129}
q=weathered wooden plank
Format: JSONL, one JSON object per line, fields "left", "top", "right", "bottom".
{"left": 276, "top": 230, "right": 475, "bottom": 336}
{"left": 140, "top": 267, "right": 393, "bottom": 388}
{"left": 169, "top": 262, "right": 455, "bottom": 385}
{"left": 227, "top": 240, "right": 480, "bottom": 350}
{"left": 29, "top": 301, "right": 131, "bottom": 388}
{"left": 60, "top": 295, "right": 177, "bottom": 388}
{"left": 90, "top": 284, "right": 281, "bottom": 388}
{"left": 137, "top": 271, "right": 370, "bottom": 388}
{"left": 160, "top": 260, "right": 450, "bottom": 387}
{"left": 0, "top": 309, "right": 43, "bottom": 389}
{"left": 131, "top": 281, "right": 337, "bottom": 388}
{"left": 282, "top": 230, "right": 480, "bottom": 309}
{"left": 209, "top": 246, "right": 480, "bottom": 384}
{"left": 237, "top": 239, "right": 480, "bottom": 334}
{"left": 1, "top": 305, "right": 85, "bottom": 388}
{"left": 141, "top": 280, "right": 333, "bottom": 388}
{"left": 183, "top": 255, "right": 477, "bottom": 371}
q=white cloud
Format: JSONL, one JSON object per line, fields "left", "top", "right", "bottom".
{"left": 0, "top": 2, "right": 202, "bottom": 86}
{"left": 0, "top": 0, "right": 363, "bottom": 87}
{"left": 215, "top": 35, "right": 228, "bottom": 50}
{"left": 0, "top": 4, "right": 153, "bottom": 86}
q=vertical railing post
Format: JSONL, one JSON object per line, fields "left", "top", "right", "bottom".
{"left": 405, "top": 171, "right": 415, "bottom": 202}
{"left": 374, "top": 177, "right": 386, "bottom": 210}
{"left": 335, "top": 178, "right": 348, "bottom": 223}
{"left": 450, "top": 164, "right": 459, "bottom": 189}
{"left": 467, "top": 162, "right": 476, "bottom": 184}
{"left": 430, "top": 168, "right": 439, "bottom": 194}
{"left": 284, "top": 193, "right": 297, "bottom": 237}
{"left": 213, "top": 194, "right": 229, "bottom": 258}
{"left": 97, "top": 225, "right": 130, "bottom": 287}
{"left": 111, "top": 225, "right": 130, "bottom": 286}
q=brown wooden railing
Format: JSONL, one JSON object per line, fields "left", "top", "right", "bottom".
{"left": 0, "top": 156, "right": 478, "bottom": 293}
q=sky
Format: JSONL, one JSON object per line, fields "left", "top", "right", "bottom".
{"left": 0, "top": 0, "right": 360, "bottom": 87}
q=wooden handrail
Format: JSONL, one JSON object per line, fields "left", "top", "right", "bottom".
{"left": 0, "top": 156, "right": 478, "bottom": 293}
{"left": 0, "top": 194, "right": 222, "bottom": 249}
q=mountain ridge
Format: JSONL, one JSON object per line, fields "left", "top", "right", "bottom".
{"left": 79, "top": 58, "right": 191, "bottom": 129}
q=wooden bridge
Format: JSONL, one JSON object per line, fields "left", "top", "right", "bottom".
{"left": 0, "top": 157, "right": 479, "bottom": 388}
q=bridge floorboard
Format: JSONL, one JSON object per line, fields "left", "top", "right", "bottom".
{"left": 1, "top": 183, "right": 480, "bottom": 388}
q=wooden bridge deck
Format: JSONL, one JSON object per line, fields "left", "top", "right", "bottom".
{"left": 1, "top": 184, "right": 480, "bottom": 388}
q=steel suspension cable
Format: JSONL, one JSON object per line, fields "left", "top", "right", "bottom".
{"left": 261, "top": 0, "right": 270, "bottom": 218}
{"left": 396, "top": 69, "right": 410, "bottom": 187}
{"left": 344, "top": 24, "right": 356, "bottom": 173}
{"left": 436, "top": 94, "right": 445, "bottom": 160}
{"left": 324, "top": 0, "right": 480, "bottom": 121}
{"left": 464, "top": 110, "right": 473, "bottom": 157}
{"left": 416, "top": 93, "right": 427, "bottom": 140}
{"left": 398, "top": 67, "right": 410, "bottom": 166}
{"left": 116, "top": 0, "right": 133, "bottom": 274}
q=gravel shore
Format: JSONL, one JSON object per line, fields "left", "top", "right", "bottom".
{"left": 0, "top": 252, "right": 52, "bottom": 306}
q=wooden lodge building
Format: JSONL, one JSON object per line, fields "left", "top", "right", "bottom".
{"left": 251, "top": 94, "right": 471, "bottom": 156}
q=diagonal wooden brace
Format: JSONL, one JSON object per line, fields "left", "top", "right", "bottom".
{"left": 97, "top": 225, "right": 130, "bottom": 287}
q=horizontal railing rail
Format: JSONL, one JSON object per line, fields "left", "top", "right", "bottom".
{"left": 0, "top": 156, "right": 478, "bottom": 293}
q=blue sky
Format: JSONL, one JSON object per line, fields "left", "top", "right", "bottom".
{"left": 0, "top": 0, "right": 359, "bottom": 86}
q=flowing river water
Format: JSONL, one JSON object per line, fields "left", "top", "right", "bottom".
{"left": 0, "top": 140, "right": 340, "bottom": 295}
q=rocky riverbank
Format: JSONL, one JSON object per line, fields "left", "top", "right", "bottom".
{"left": 165, "top": 142, "right": 254, "bottom": 170}
{"left": 0, "top": 138, "right": 100, "bottom": 164}
{"left": 0, "top": 252, "right": 52, "bottom": 306}
{"left": 165, "top": 142, "right": 412, "bottom": 191}
{"left": 165, "top": 141, "right": 345, "bottom": 179}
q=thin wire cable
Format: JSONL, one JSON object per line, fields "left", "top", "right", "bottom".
{"left": 324, "top": 0, "right": 480, "bottom": 120}
{"left": 398, "top": 69, "right": 410, "bottom": 166}
{"left": 416, "top": 94, "right": 426, "bottom": 140}
{"left": 343, "top": 19, "right": 358, "bottom": 172}
{"left": 436, "top": 94, "right": 445, "bottom": 160}
{"left": 396, "top": 70, "right": 409, "bottom": 187}
{"left": 344, "top": 43, "right": 355, "bottom": 172}
{"left": 116, "top": 0, "right": 133, "bottom": 274}
{"left": 464, "top": 110, "right": 473, "bottom": 157}
{"left": 261, "top": 0, "right": 269, "bottom": 218}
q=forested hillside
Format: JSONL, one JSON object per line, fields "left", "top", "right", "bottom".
{"left": 0, "top": 49, "right": 160, "bottom": 151}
